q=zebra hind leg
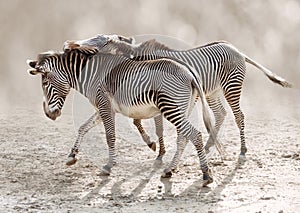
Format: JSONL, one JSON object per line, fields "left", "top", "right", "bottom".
{"left": 179, "top": 121, "right": 213, "bottom": 186}
{"left": 225, "top": 88, "right": 247, "bottom": 156}
{"left": 205, "top": 94, "right": 227, "bottom": 154}
{"left": 161, "top": 115, "right": 213, "bottom": 186}
{"left": 66, "top": 112, "right": 100, "bottom": 166}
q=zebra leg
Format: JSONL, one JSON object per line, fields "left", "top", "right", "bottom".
{"left": 154, "top": 115, "right": 166, "bottom": 160}
{"left": 205, "top": 94, "right": 227, "bottom": 153}
{"left": 162, "top": 117, "right": 213, "bottom": 186}
{"left": 162, "top": 131, "right": 187, "bottom": 176}
{"left": 224, "top": 86, "right": 247, "bottom": 156}
{"left": 98, "top": 101, "right": 117, "bottom": 175}
{"left": 66, "top": 112, "right": 100, "bottom": 166}
{"left": 133, "top": 119, "right": 156, "bottom": 151}
{"left": 180, "top": 121, "right": 212, "bottom": 186}
{"left": 185, "top": 125, "right": 213, "bottom": 186}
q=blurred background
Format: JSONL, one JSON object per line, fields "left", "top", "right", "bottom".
{"left": 0, "top": 0, "right": 299, "bottom": 118}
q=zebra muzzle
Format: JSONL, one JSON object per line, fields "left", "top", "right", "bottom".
{"left": 43, "top": 102, "right": 61, "bottom": 120}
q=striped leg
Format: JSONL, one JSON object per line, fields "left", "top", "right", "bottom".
{"left": 224, "top": 79, "right": 246, "bottom": 156}
{"left": 158, "top": 94, "right": 213, "bottom": 186}
{"left": 163, "top": 119, "right": 212, "bottom": 186}
{"left": 133, "top": 115, "right": 166, "bottom": 160}
{"left": 133, "top": 119, "right": 156, "bottom": 151}
{"left": 163, "top": 131, "right": 188, "bottom": 174}
{"left": 66, "top": 112, "right": 101, "bottom": 165}
{"left": 205, "top": 94, "right": 227, "bottom": 152}
{"left": 98, "top": 99, "right": 117, "bottom": 175}
{"left": 154, "top": 115, "right": 166, "bottom": 160}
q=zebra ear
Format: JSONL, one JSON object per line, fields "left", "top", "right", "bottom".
{"left": 27, "top": 59, "right": 46, "bottom": 75}
{"left": 28, "top": 68, "right": 44, "bottom": 75}
{"left": 26, "top": 59, "right": 38, "bottom": 68}
{"left": 63, "top": 40, "right": 80, "bottom": 52}
{"left": 118, "top": 35, "right": 135, "bottom": 44}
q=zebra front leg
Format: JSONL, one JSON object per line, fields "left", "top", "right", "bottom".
{"left": 133, "top": 119, "right": 156, "bottom": 151}
{"left": 98, "top": 102, "right": 117, "bottom": 176}
{"left": 66, "top": 112, "right": 101, "bottom": 166}
{"left": 154, "top": 115, "right": 166, "bottom": 160}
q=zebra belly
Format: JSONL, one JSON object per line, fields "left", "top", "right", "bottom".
{"left": 112, "top": 100, "right": 160, "bottom": 119}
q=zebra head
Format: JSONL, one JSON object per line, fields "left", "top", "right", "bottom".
{"left": 27, "top": 52, "right": 71, "bottom": 120}
{"left": 63, "top": 34, "right": 135, "bottom": 56}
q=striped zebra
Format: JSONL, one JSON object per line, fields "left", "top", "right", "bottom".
{"left": 27, "top": 45, "right": 218, "bottom": 186}
{"left": 66, "top": 34, "right": 292, "bottom": 160}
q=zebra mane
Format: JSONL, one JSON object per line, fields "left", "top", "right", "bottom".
{"left": 62, "top": 35, "right": 175, "bottom": 58}
{"left": 63, "top": 40, "right": 99, "bottom": 55}
{"left": 37, "top": 51, "right": 62, "bottom": 63}
{"left": 95, "top": 39, "right": 173, "bottom": 57}
{"left": 197, "top": 40, "right": 229, "bottom": 48}
{"left": 137, "top": 39, "right": 172, "bottom": 51}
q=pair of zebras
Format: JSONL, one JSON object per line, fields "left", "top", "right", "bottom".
{"left": 27, "top": 34, "right": 291, "bottom": 186}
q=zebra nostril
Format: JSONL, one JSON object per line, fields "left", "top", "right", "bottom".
{"left": 54, "top": 108, "right": 61, "bottom": 116}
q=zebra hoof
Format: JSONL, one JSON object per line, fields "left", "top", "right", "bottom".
{"left": 148, "top": 142, "right": 156, "bottom": 152}
{"left": 240, "top": 147, "right": 247, "bottom": 156}
{"left": 161, "top": 169, "right": 172, "bottom": 178}
{"left": 153, "top": 160, "right": 163, "bottom": 168}
{"left": 99, "top": 165, "right": 111, "bottom": 176}
{"left": 204, "top": 144, "right": 214, "bottom": 154}
{"left": 155, "top": 155, "right": 164, "bottom": 161}
{"left": 66, "top": 157, "right": 77, "bottom": 166}
{"left": 202, "top": 169, "right": 213, "bottom": 187}
{"left": 238, "top": 154, "right": 247, "bottom": 164}
{"left": 239, "top": 152, "right": 246, "bottom": 157}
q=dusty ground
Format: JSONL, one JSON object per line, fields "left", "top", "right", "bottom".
{"left": 1, "top": 89, "right": 300, "bottom": 212}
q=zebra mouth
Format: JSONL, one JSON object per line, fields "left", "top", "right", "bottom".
{"left": 45, "top": 109, "right": 61, "bottom": 120}
{"left": 43, "top": 102, "right": 61, "bottom": 120}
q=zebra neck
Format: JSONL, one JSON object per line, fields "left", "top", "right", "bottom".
{"left": 70, "top": 54, "right": 115, "bottom": 100}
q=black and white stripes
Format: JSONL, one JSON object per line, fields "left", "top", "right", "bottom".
{"left": 100, "top": 38, "right": 291, "bottom": 156}
{"left": 28, "top": 47, "right": 215, "bottom": 186}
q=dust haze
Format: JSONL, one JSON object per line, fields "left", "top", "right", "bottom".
{"left": 0, "top": 0, "right": 299, "bottom": 212}
{"left": 0, "top": 0, "right": 299, "bottom": 110}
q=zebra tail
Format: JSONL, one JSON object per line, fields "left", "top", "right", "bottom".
{"left": 189, "top": 69, "right": 218, "bottom": 145}
{"left": 244, "top": 55, "right": 292, "bottom": 88}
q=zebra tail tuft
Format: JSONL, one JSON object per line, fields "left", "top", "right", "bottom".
{"left": 266, "top": 74, "right": 292, "bottom": 88}
{"left": 244, "top": 56, "right": 292, "bottom": 88}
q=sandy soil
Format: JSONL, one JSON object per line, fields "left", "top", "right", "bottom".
{"left": 1, "top": 90, "right": 299, "bottom": 213}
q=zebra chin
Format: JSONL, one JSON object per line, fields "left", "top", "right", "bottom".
{"left": 44, "top": 109, "right": 61, "bottom": 120}
{"left": 43, "top": 102, "right": 61, "bottom": 120}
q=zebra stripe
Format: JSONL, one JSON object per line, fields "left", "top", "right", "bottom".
{"left": 28, "top": 48, "right": 215, "bottom": 186}
{"left": 97, "top": 37, "right": 291, "bottom": 156}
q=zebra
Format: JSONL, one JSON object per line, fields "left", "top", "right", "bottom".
{"left": 63, "top": 35, "right": 163, "bottom": 157}
{"left": 66, "top": 34, "right": 292, "bottom": 161}
{"left": 27, "top": 45, "right": 219, "bottom": 186}
{"left": 63, "top": 36, "right": 225, "bottom": 172}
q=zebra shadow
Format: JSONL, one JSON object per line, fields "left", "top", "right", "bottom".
{"left": 110, "top": 160, "right": 163, "bottom": 198}
{"left": 80, "top": 159, "right": 163, "bottom": 202}
{"left": 79, "top": 155, "right": 245, "bottom": 203}
{"left": 161, "top": 157, "right": 246, "bottom": 200}
{"left": 80, "top": 175, "right": 111, "bottom": 201}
